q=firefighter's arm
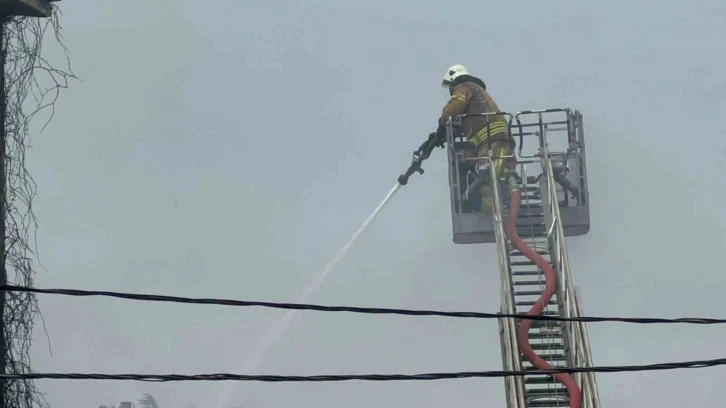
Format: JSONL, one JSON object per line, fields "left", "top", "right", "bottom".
{"left": 438, "top": 85, "right": 471, "bottom": 126}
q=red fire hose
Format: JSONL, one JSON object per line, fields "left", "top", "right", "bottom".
{"left": 504, "top": 188, "right": 582, "bottom": 408}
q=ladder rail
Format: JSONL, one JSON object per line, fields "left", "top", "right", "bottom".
{"left": 462, "top": 108, "right": 598, "bottom": 408}
{"left": 507, "top": 174, "right": 579, "bottom": 408}
{"left": 575, "top": 288, "right": 602, "bottom": 408}
{"left": 490, "top": 153, "right": 527, "bottom": 408}
{"left": 543, "top": 158, "right": 601, "bottom": 408}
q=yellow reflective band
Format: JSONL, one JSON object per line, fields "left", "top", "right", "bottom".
{"left": 476, "top": 122, "right": 508, "bottom": 132}
{"left": 474, "top": 122, "right": 507, "bottom": 136}
{"left": 470, "top": 122, "right": 508, "bottom": 145}
{"left": 452, "top": 94, "right": 467, "bottom": 102}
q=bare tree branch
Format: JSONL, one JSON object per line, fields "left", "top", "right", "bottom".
{"left": 2, "top": 4, "right": 75, "bottom": 407}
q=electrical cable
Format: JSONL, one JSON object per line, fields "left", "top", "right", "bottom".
{"left": 5, "top": 357, "right": 726, "bottom": 382}
{"left": 5, "top": 284, "right": 725, "bottom": 325}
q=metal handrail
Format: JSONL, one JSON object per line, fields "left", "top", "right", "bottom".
{"left": 514, "top": 109, "right": 572, "bottom": 160}
{"left": 544, "top": 159, "right": 601, "bottom": 408}
{"left": 489, "top": 153, "right": 526, "bottom": 408}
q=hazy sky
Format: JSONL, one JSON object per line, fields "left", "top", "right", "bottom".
{"left": 23, "top": 0, "right": 726, "bottom": 407}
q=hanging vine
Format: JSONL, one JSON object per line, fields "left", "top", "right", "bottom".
{"left": 2, "top": 4, "right": 74, "bottom": 407}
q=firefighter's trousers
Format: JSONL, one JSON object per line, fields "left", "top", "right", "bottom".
{"left": 476, "top": 139, "right": 517, "bottom": 212}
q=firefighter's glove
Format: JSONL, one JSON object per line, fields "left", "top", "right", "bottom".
{"left": 426, "top": 132, "right": 443, "bottom": 149}
{"left": 433, "top": 126, "right": 446, "bottom": 148}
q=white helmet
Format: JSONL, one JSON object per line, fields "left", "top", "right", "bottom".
{"left": 441, "top": 64, "right": 470, "bottom": 88}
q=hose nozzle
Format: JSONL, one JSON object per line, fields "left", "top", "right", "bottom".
{"left": 396, "top": 131, "right": 442, "bottom": 186}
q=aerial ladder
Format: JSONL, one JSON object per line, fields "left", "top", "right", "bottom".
{"left": 399, "top": 108, "right": 601, "bottom": 408}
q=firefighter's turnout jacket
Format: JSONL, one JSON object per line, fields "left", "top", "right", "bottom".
{"left": 438, "top": 75, "right": 511, "bottom": 149}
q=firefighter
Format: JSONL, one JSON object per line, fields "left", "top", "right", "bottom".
{"left": 438, "top": 64, "right": 517, "bottom": 212}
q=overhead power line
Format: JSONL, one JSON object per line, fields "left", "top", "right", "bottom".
{"left": 3, "top": 357, "right": 726, "bottom": 382}
{"left": 4, "top": 284, "right": 726, "bottom": 325}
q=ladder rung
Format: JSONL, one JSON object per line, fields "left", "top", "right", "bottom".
{"left": 510, "top": 269, "right": 544, "bottom": 276}
{"left": 515, "top": 209, "right": 545, "bottom": 216}
{"left": 512, "top": 268, "right": 547, "bottom": 275}
{"left": 515, "top": 231, "right": 547, "bottom": 237}
{"left": 514, "top": 290, "right": 557, "bottom": 296}
{"left": 513, "top": 213, "right": 545, "bottom": 221}
{"left": 525, "top": 388, "right": 568, "bottom": 397}
{"left": 517, "top": 309, "right": 561, "bottom": 317}
{"left": 512, "top": 270, "right": 546, "bottom": 277}
{"left": 529, "top": 320, "right": 563, "bottom": 329}
{"left": 511, "top": 250, "right": 550, "bottom": 256}
{"left": 516, "top": 308, "right": 559, "bottom": 314}
{"left": 530, "top": 342, "right": 564, "bottom": 351}
{"left": 519, "top": 310, "right": 559, "bottom": 316}
{"left": 518, "top": 234, "right": 548, "bottom": 239}
{"left": 526, "top": 397, "right": 570, "bottom": 408}
{"left": 510, "top": 261, "right": 539, "bottom": 266}
{"left": 516, "top": 300, "right": 557, "bottom": 306}
{"left": 515, "top": 223, "right": 546, "bottom": 229}
{"left": 524, "top": 374, "right": 559, "bottom": 385}
{"left": 524, "top": 363, "right": 568, "bottom": 371}
{"left": 513, "top": 280, "right": 547, "bottom": 286}
{"left": 516, "top": 229, "right": 547, "bottom": 235}
{"left": 527, "top": 331, "right": 564, "bottom": 340}
{"left": 516, "top": 303, "right": 560, "bottom": 310}
{"left": 516, "top": 308, "right": 561, "bottom": 316}
{"left": 509, "top": 259, "right": 549, "bottom": 265}
{"left": 526, "top": 350, "right": 567, "bottom": 359}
